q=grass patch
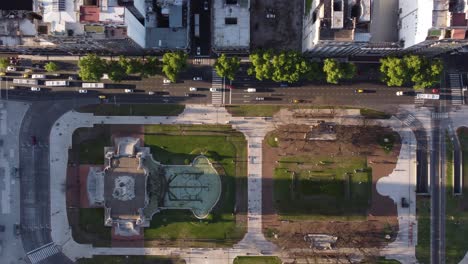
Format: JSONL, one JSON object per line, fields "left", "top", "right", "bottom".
{"left": 265, "top": 132, "right": 279, "bottom": 148}
{"left": 79, "top": 104, "right": 184, "bottom": 116}
{"left": 416, "top": 197, "right": 430, "bottom": 264}
{"left": 75, "top": 208, "right": 111, "bottom": 247}
{"left": 77, "top": 133, "right": 110, "bottom": 164}
{"left": 273, "top": 155, "right": 371, "bottom": 220}
{"left": 76, "top": 255, "right": 185, "bottom": 264}
{"left": 226, "top": 105, "right": 281, "bottom": 117}
{"left": 375, "top": 257, "right": 401, "bottom": 264}
{"left": 233, "top": 256, "right": 282, "bottom": 264}
{"left": 305, "top": 0, "right": 312, "bottom": 14}
{"left": 444, "top": 127, "right": 468, "bottom": 264}
{"left": 143, "top": 125, "right": 247, "bottom": 245}
{"left": 377, "top": 133, "right": 395, "bottom": 153}
{"left": 360, "top": 108, "right": 391, "bottom": 119}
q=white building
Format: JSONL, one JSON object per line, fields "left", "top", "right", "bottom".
{"left": 213, "top": 0, "right": 250, "bottom": 52}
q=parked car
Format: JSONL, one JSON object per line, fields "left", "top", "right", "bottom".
{"left": 189, "top": 87, "right": 198, "bottom": 92}
{"left": 78, "top": 89, "right": 87, "bottom": 93}
{"left": 30, "top": 87, "right": 41, "bottom": 92}
{"left": 124, "top": 89, "right": 134, "bottom": 93}
{"left": 193, "top": 76, "right": 203, "bottom": 81}
{"left": 196, "top": 46, "right": 201, "bottom": 55}
{"left": 255, "top": 97, "right": 265, "bottom": 101}
{"left": 204, "top": 0, "right": 209, "bottom": 10}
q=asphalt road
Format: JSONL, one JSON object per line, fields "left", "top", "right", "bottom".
{"left": 19, "top": 98, "right": 97, "bottom": 263}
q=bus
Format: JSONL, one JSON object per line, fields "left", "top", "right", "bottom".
{"left": 13, "top": 79, "right": 38, "bottom": 85}
{"left": 82, "top": 82, "right": 105, "bottom": 88}
{"left": 31, "top": 74, "right": 46, "bottom": 79}
{"left": 194, "top": 14, "right": 200, "bottom": 37}
{"left": 416, "top": 93, "right": 440, "bottom": 100}
{"left": 45, "top": 80, "right": 69, "bottom": 87}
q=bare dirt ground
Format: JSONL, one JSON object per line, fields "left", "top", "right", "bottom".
{"left": 250, "top": 0, "right": 303, "bottom": 50}
{"left": 262, "top": 124, "right": 400, "bottom": 254}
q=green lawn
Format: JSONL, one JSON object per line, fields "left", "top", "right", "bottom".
{"left": 226, "top": 105, "right": 282, "bottom": 117}
{"left": 375, "top": 257, "right": 401, "bottom": 264}
{"left": 76, "top": 255, "right": 185, "bottom": 264}
{"left": 264, "top": 132, "right": 279, "bottom": 148}
{"left": 79, "top": 104, "right": 185, "bottom": 116}
{"left": 444, "top": 128, "right": 468, "bottom": 264}
{"left": 360, "top": 108, "right": 391, "bottom": 119}
{"left": 416, "top": 197, "right": 431, "bottom": 264}
{"left": 273, "top": 155, "right": 371, "bottom": 220}
{"left": 233, "top": 256, "right": 282, "bottom": 264}
{"left": 77, "top": 133, "right": 111, "bottom": 164}
{"left": 143, "top": 125, "right": 247, "bottom": 245}
{"left": 73, "top": 208, "right": 111, "bottom": 247}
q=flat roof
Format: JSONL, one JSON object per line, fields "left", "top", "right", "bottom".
{"left": 213, "top": 0, "right": 250, "bottom": 49}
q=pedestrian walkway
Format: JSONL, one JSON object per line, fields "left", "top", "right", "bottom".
{"left": 27, "top": 242, "right": 60, "bottom": 264}
{"left": 414, "top": 96, "right": 424, "bottom": 106}
{"left": 431, "top": 112, "right": 449, "bottom": 120}
{"left": 192, "top": 58, "right": 213, "bottom": 65}
{"left": 211, "top": 69, "right": 223, "bottom": 105}
{"left": 448, "top": 73, "right": 464, "bottom": 106}
{"left": 402, "top": 114, "right": 416, "bottom": 126}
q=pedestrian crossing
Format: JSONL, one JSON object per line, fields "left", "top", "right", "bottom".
{"left": 402, "top": 114, "right": 416, "bottom": 126}
{"left": 211, "top": 69, "right": 223, "bottom": 105}
{"left": 193, "top": 58, "right": 212, "bottom": 65}
{"left": 432, "top": 112, "right": 449, "bottom": 119}
{"left": 414, "top": 96, "right": 424, "bottom": 105}
{"left": 27, "top": 242, "right": 60, "bottom": 264}
{"left": 448, "top": 73, "right": 464, "bottom": 106}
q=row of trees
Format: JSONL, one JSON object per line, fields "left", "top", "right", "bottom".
{"left": 78, "top": 52, "right": 188, "bottom": 82}
{"left": 214, "top": 50, "right": 356, "bottom": 84}
{"left": 379, "top": 55, "right": 443, "bottom": 89}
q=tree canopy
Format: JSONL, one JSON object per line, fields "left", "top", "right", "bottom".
{"left": 380, "top": 55, "right": 443, "bottom": 89}
{"left": 44, "top": 61, "right": 59, "bottom": 72}
{"left": 214, "top": 54, "right": 240, "bottom": 81}
{"left": 0, "top": 58, "right": 9, "bottom": 71}
{"left": 78, "top": 54, "right": 106, "bottom": 82}
{"left": 162, "top": 51, "right": 188, "bottom": 82}
{"left": 248, "top": 50, "right": 322, "bottom": 83}
{"left": 106, "top": 61, "right": 126, "bottom": 82}
{"left": 322, "top": 59, "right": 356, "bottom": 84}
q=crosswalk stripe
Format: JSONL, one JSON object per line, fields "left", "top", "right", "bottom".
{"left": 27, "top": 242, "right": 60, "bottom": 264}
{"left": 211, "top": 69, "right": 224, "bottom": 105}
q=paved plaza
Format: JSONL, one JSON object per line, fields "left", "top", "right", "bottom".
{"left": 46, "top": 104, "right": 422, "bottom": 263}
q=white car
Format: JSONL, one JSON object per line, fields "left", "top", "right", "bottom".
{"left": 396, "top": 91, "right": 403, "bottom": 96}
{"left": 204, "top": 0, "right": 208, "bottom": 10}
{"left": 124, "top": 89, "right": 134, "bottom": 93}
{"left": 30, "top": 87, "right": 41, "bottom": 91}
{"left": 210, "top": 88, "right": 219, "bottom": 92}
{"left": 78, "top": 89, "right": 87, "bottom": 93}
{"left": 193, "top": 76, "right": 203, "bottom": 81}
{"left": 196, "top": 47, "right": 201, "bottom": 55}
{"left": 189, "top": 87, "right": 197, "bottom": 92}
{"left": 148, "top": 91, "right": 155, "bottom": 95}
{"left": 163, "top": 79, "right": 171, "bottom": 84}
{"left": 6, "top": 66, "right": 16, "bottom": 72}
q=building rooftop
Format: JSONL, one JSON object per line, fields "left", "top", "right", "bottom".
{"left": 213, "top": 0, "right": 250, "bottom": 49}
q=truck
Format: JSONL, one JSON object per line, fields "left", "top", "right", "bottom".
{"left": 13, "top": 79, "right": 38, "bottom": 85}
{"left": 416, "top": 93, "right": 440, "bottom": 100}
{"left": 82, "top": 82, "right": 105, "bottom": 88}
{"left": 45, "top": 80, "right": 69, "bottom": 87}
{"left": 31, "top": 74, "right": 46, "bottom": 79}
{"left": 194, "top": 14, "right": 200, "bottom": 37}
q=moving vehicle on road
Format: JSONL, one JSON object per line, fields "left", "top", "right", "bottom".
{"left": 193, "top": 76, "right": 203, "bottom": 81}
{"left": 416, "top": 93, "right": 440, "bottom": 100}
{"left": 45, "top": 80, "right": 69, "bottom": 87}
{"left": 30, "top": 87, "right": 41, "bottom": 92}
{"left": 0, "top": 72, "right": 5, "bottom": 76}
{"left": 13, "top": 79, "right": 38, "bottom": 85}
{"left": 98, "top": 95, "right": 106, "bottom": 99}
{"left": 82, "top": 82, "right": 105, "bottom": 88}
{"left": 163, "top": 78, "right": 171, "bottom": 84}
{"left": 210, "top": 88, "right": 220, "bottom": 92}
{"left": 247, "top": 88, "right": 256, "bottom": 93}
{"left": 204, "top": 0, "right": 209, "bottom": 10}
{"left": 396, "top": 91, "right": 417, "bottom": 96}
{"left": 6, "top": 66, "right": 16, "bottom": 72}
{"left": 189, "top": 87, "right": 198, "bottom": 91}
{"left": 255, "top": 97, "right": 265, "bottom": 101}
{"left": 124, "top": 89, "right": 134, "bottom": 93}
{"left": 148, "top": 91, "right": 155, "bottom": 95}
{"left": 354, "top": 89, "right": 375, "bottom": 93}
{"left": 31, "top": 74, "right": 46, "bottom": 79}
{"left": 431, "top": 88, "right": 440, "bottom": 94}
{"left": 78, "top": 89, "right": 87, "bottom": 94}
{"left": 196, "top": 47, "right": 201, "bottom": 55}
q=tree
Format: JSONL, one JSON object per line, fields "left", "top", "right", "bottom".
{"left": 0, "top": 58, "right": 9, "bottom": 71}
{"left": 162, "top": 51, "right": 188, "bottom": 82}
{"left": 44, "top": 62, "right": 59, "bottom": 72}
{"left": 323, "top": 59, "right": 356, "bottom": 84}
{"left": 78, "top": 54, "right": 106, "bottom": 81}
{"left": 141, "top": 56, "right": 160, "bottom": 78}
{"left": 106, "top": 61, "right": 126, "bottom": 82}
{"left": 379, "top": 55, "right": 443, "bottom": 89}
{"left": 214, "top": 54, "right": 240, "bottom": 81}
{"left": 248, "top": 50, "right": 274, "bottom": 81}
{"left": 304, "top": 61, "right": 324, "bottom": 81}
